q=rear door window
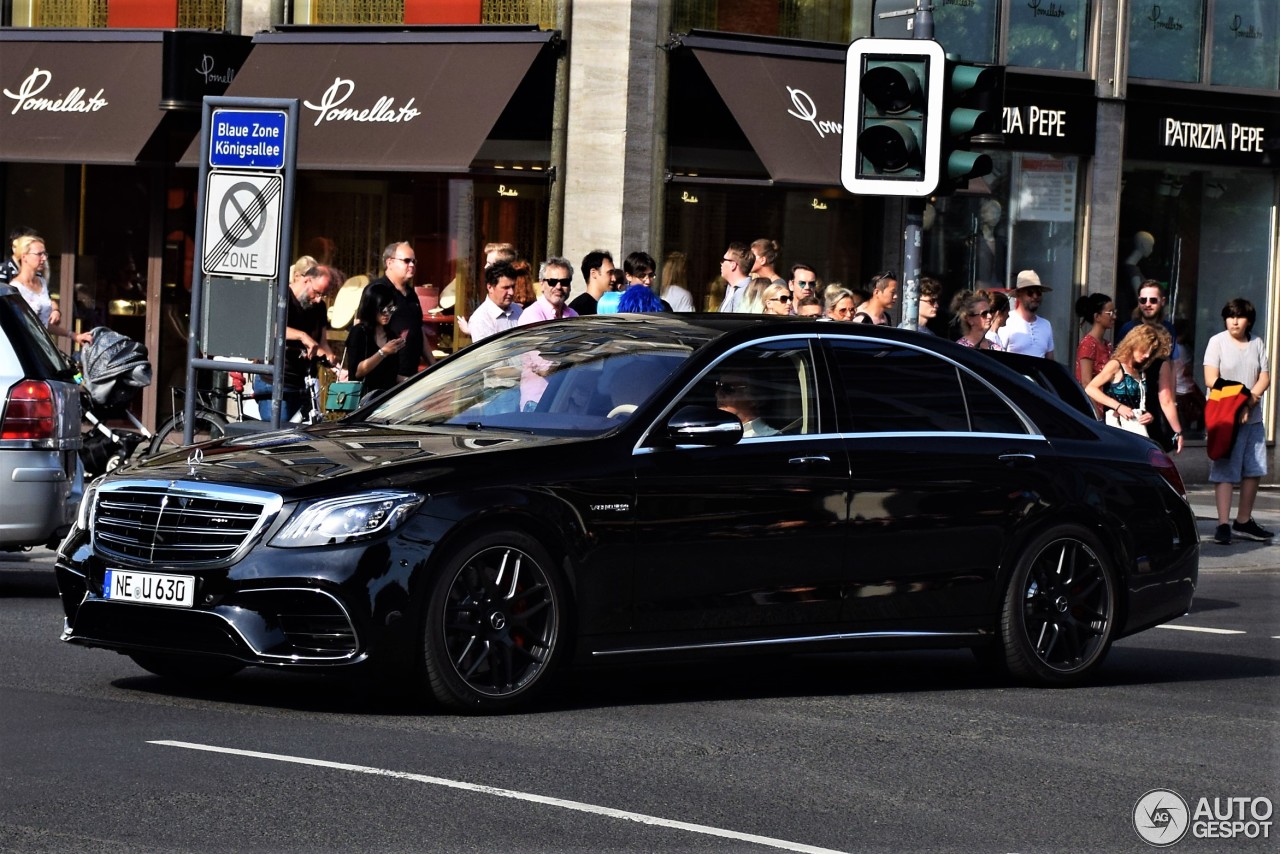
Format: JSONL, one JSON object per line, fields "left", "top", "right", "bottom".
{"left": 0, "top": 293, "right": 76, "bottom": 381}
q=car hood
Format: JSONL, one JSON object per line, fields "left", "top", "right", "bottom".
{"left": 121, "top": 423, "right": 563, "bottom": 494}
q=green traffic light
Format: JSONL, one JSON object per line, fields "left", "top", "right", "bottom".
{"left": 947, "top": 150, "right": 993, "bottom": 183}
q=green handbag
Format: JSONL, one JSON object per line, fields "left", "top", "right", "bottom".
{"left": 325, "top": 381, "right": 363, "bottom": 412}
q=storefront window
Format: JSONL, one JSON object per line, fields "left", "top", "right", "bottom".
{"left": 671, "top": 0, "right": 852, "bottom": 43}
{"left": 920, "top": 151, "right": 1081, "bottom": 353}
{"left": 1210, "top": 2, "right": 1279, "bottom": 90}
{"left": 663, "top": 186, "right": 876, "bottom": 312}
{"left": 1128, "top": 0, "right": 1205, "bottom": 82}
{"left": 935, "top": 0, "right": 1000, "bottom": 64}
{"left": 1006, "top": 0, "right": 1089, "bottom": 71}
{"left": 1120, "top": 166, "right": 1277, "bottom": 439}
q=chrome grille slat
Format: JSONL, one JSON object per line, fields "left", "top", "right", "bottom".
{"left": 90, "top": 480, "right": 283, "bottom": 568}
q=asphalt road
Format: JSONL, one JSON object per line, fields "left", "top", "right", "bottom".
{"left": 1, "top": 499, "right": 1276, "bottom": 853}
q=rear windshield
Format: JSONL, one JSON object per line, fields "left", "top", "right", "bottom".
{"left": 0, "top": 292, "right": 78, "bottom": 381}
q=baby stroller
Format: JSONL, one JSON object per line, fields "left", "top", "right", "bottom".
{"left": 78, "top": 327, "right": 153, "bottom": 478}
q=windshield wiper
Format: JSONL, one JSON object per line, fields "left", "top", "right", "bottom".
{"left": 463, "top": 421, "right": 535, "bottom": 435}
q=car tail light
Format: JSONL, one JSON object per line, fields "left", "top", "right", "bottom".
{"left": 1148, "top": 447, "right": 1186, "bottom": 497}
{"left": 2, "top": 380, "right": 56, "bottom": 440}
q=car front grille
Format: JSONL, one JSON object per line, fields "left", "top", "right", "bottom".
{"left": 91, "top": 481, "right": 282, "bottom": 567}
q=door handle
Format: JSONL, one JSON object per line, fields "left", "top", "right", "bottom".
{"left": 998, "top": 452, "right": 1036, "bottom": 466}
{"left": 789, "top": 455, "right": 831, "bottom": 466}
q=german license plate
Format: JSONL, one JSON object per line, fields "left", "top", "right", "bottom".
{"left": 103, "top": 570, "right": 195, "bottom": 608}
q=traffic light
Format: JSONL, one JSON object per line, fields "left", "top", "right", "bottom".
{"left": 939, "top": 59, "right": 1004, "bottom": 193}
{"left": 842, "top": 38, "right": 944, "bottom": 196}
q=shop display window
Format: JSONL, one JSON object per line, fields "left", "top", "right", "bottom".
{"left": 919, "top": 151, "right": 1081, "bottom": 351}
{"left": 671, "top": 0, "right": 852, "bottom": 43}
{"left": 1128, "top": 0, "right": 1206, "bottom": 83}
{"left": 662, "top": 185, "right": 873, "bottom": 312}
{"left": 1005, "top": 0, "right": 1089, "bottom": 71}
{"left": 1120, "top": 166, "right": 1277, "bottom": 440}
{"left": 1210, "top": 2, "right": 1279, "bottom": 90}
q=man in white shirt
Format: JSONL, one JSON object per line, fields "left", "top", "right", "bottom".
{"left": 467, "top": 261, "right": 523, "bottom": 344}
{"left": 999, "top": 269, "right": 1055, "bottom": 359}
{"left": 718, "top": 242, "right": 753, "bottom": 313}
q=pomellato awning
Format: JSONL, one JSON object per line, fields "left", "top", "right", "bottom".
{"left": 187, "top": 26, "right": 558, "bottom": 172}
{"left": 672, "top": 32, "right": 848, "bottom": 186}
{"left": 0, "top": 29, "right": 250, "bottom": 165}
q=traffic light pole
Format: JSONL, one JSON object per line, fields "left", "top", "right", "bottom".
{"left": 899, "top": 1, "right": 933, "bottom": 332}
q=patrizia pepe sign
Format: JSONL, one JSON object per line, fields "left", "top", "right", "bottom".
{"left": 3, "top": 67, "right": 108, "bottom": 115}
{"left": 302, "top": 77, "right": 421, "bottom": 127}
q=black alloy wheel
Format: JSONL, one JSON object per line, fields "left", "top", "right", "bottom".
{"left": 1000, "top": 526, "right": 1117, "bottom": 685}
{"left": 127, "top": 651, "right": 244, "bottom": 681}
{"left": 422, "top": 531, "right": 565, "bottom": 713}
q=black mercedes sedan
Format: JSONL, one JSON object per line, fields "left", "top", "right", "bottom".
{"left": 55, "top": 315, "right": 1198, "bottom": 713}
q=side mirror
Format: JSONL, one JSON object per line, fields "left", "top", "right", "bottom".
{"left": 665, "top": 405, "right": 743, "bottom": 446}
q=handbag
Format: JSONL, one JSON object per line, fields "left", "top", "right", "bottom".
{"left": 324, "top": 345, "right": 363, "bottom": 412}
{"left": 324, "top": 381, "right": 363, "bottom": 412}
{"left": 1205, "top": 378, "right": 1252, "bottom": 460}
{"left": 1103, "top": 368, "right": 1149, "bottom": 437}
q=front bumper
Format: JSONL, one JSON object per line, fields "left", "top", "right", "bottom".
{"left": 55, "top": 518, "right": 439, "bottom": 668}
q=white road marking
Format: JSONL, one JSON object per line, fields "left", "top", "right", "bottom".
{"left": 150, "top": 740, "right": 848, "bottom": 854}
{"left": 1156, "top": 624, "right": 1246, "bottom": 635}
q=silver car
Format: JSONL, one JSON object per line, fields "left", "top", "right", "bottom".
{"left": 0, "top": 284, "right": 84, "bottom": 550}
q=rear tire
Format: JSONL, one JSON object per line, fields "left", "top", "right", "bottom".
{"left": 999, "top": 525, "right": 1118, "bottom": 685}
{"left": 147, "top": 410, "right": 228, "bottom": 456}
{"left": 127, "top": 651, "right": 244, "bottom": 681}
{"left": 421, "top": 531, "right": 566, "bottom": 713}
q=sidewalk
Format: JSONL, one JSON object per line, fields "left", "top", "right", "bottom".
{"left": 1185, "top": 484, "right": 1280, "bottom": 570}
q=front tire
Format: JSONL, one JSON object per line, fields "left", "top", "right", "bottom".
{"left": 421, "top": 531, "right": 566, "bottom": 713}
{"left": 999, "top": 526, "right": 1118, "bottom": 685}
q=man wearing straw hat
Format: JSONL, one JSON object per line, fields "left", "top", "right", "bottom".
{"left": 1000, "top": 269, "right": 1055, "bottom": 359}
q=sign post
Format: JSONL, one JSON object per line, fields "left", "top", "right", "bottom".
{"left": 186, "top": 97, "right": 298, "bottom": 440}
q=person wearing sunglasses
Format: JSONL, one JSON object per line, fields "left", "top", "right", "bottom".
{"left": 914, "top": 276, "right": 942, "bottom": 334}
{"left": 369, "top": 240, "right": 428, "bottom": 381}
{"left": 1114, "top": 280, "right": 1188, "bottom": 452}
{"left": 344, "top": 283, "right": 405, "bottom": 394}
{"left": 761, "top": 283, "right": 792, "bottom": 316}
{"left": 998, "top": 269, "right": 1054, "bottom": 359}
{"left": 788, "top": 263, "right": 821, "bottom": 310}
{"left": 979, "top": 288, "right": 1009, "bottom": 350}
{"left": 950, "top": 289, "right": 993, "bottom": 350}
{"left": 518, "top": 256, "right": 579, "bottom": 326}
{"left": 1117, "top": 280, "right": 1178, "bottom": 354}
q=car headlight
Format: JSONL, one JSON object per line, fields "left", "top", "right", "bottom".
{"left": 270, "top": 491, "right": 424, "bottom": 548}
{"left": 76, "top": 483, "right": 98, "bottom": 533}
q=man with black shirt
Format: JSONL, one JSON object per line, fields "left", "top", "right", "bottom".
{"left": 369, "top": 240, "right": 427, "bottom": 381}
{"left": 253, "top": 263, "right": 337, "bottom": 421}
{"left": 569, "top": 249, "right": 614, "bottom": 316}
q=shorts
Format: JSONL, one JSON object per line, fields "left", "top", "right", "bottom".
{"left": 1208, "top": 419, "right": 1268, "bottom": 483}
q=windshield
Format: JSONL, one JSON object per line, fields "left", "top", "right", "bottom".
{"left": 367, "top": 318, "right": 715, "bottom": 436}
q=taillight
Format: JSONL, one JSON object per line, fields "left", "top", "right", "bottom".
{"left": 1148, "top": 447, "right": 1186, "bottom": 496}
{"left": 2, "top": 380, "right": 56, "bottom": 440}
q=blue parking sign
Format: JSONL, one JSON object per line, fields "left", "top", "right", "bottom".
{"left": 209, "top": 109, "right": 288, "bottom": 169}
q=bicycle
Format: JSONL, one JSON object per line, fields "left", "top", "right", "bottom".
{"left": 148, "top": 364, "right": 334, "bottom": 455}
{"left": 147, "top": 374, "right": 254, "bottom": 455}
